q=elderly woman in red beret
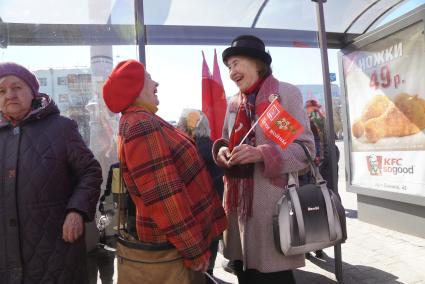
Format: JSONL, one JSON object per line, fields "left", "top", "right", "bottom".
{"left": 213, "top": 35, "right": 315, "bottom": 284}
{"left": 0, "top": 62, "right": 102, "bottom": 283}
{"left": 102, "top": 60, "right": 227, "bottom": 284}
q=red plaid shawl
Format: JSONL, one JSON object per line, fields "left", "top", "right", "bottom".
{"left": 118, "top": 105, "right": 227, "bottom": 268}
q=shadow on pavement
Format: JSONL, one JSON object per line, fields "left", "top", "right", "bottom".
{"left": 302, "top": 251, "right": 403, "bottom": 284}
{"left": 294, "top": 269, "right": 338, "bottom": 283}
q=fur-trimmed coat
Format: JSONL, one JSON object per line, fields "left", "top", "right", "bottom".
{"left": 213, "top": 75, "right": 315, "bottom": 272}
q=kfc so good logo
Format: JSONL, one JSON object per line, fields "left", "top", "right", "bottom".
{"left": 366, "top": 155, "right": 414, "bottom": 175}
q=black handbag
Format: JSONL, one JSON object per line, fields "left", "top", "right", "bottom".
{"left": 273, "top": 140, "right": 347, "bottom": 256}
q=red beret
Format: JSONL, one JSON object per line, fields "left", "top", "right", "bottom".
{"left": 102, "top": 60, "right": 145, "bottom": 113}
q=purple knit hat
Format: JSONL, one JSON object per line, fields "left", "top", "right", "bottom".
{"left": 0, "top": 62, "right": 39, "bottom": 96}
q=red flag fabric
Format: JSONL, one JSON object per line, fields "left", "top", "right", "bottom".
{"left": 258, "top": 98, "right": 304, "bottom": 150}
{"left": 202, "top": 49, "right": 227, "bottom": 140}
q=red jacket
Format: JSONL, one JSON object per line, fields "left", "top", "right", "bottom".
{"left": 118, "top": 105, "right": 227, "bottom": 268}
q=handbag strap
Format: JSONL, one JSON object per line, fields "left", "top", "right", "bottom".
{"left": 117, "top": 122, "right": 129, "bottom": 236}
{"left": 288, "top": 185, "right": 306, "bottom": 245}
{"left": 293, "top": 140, "right": 325, "bottom": 184}
{"left": 320, "top": 183, "right": 337, "bottom": 241}
{"left": 117, "top": 137, "right": 125, "bottom": 233}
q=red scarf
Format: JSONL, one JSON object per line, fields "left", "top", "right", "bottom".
{"left": 228, "top": 78, "right": 265, "bottom": 150}
{"left": 225, "top": 78, "right": 265, "bottom": 218}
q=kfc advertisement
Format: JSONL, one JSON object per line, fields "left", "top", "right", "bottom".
{"left": 351, "top": 151, "right": 424, "bottom": 196}
{"left": 343, "top": 22, "right": 425, "bottom": 197}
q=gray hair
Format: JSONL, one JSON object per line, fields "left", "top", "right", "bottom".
{"left": 177, "top": 108, "right": 211, "bottom": 138}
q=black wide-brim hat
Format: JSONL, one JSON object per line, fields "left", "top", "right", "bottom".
{"left": 222, "top": 35, "right": 272, "bottom": 66}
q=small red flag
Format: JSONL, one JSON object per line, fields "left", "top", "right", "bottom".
{"left": 202, "top": 49, "right": 227, "bottom": 140}
{"left": 258, "top": 98, "right": 304, "bottom": 150}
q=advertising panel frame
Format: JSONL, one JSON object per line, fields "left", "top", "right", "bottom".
{"left": 339, "top": 4, "right": 425, "bottom": 207}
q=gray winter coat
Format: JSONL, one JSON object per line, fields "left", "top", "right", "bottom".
{"left": 213, "top": 76, "right": 315, "bottom": 272}
{"left": 0, "top": 95, "right": 102, "bottom": 284}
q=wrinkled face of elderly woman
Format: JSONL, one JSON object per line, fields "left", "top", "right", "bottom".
{"left": 226, "top": 55, "right": 260, "bottom": 93}
{"left": 0, "top": 75, "right": 34, "bottom": 121}
{"left": 138, "top": 71, "right": 160, "bottom": 106}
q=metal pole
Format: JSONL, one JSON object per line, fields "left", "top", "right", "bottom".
{"left": 134, "top": 0, "right": 146, "bottom": 65}
{"left": 311, "top": 0, "right": 343, "bottom": 282}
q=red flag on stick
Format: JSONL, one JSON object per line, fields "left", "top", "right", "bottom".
{"left": 237, "top": 98, "right": 304, "bottom": 150}
{"left": 258, "top": 98, "right": 304, "bottom": 150}
{"left": 202, "top": 49, "right": 227, "bottom": 140}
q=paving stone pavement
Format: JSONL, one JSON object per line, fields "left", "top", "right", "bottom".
{"left": 100, "top": 142, "right": 425, "bottom": 283}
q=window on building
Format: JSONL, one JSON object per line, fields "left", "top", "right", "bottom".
{"left": 57, "top": 76, "right": 67, "bottom": 85}
{"left": 58, "top": 94, "right": 69, "bottom": 103}
{"left": 38, "top": 77, "right": 47, "bottom": 86}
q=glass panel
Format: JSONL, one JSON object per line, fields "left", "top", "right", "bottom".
{"left": 146, "top": 44, "right": 343, "bottom": 145}
{"left": 368, "top": 0, "right": 425, "bottom": 31}
{"left": 143, "top": 0, "right": 333, "bottom": 31}
{"left": 0, "top": 0, "right": 138, "bottom": 189}
{"left": 4, "top": 0, "right": 416, "bottom": 35}
{"left": 255, "top": 0, "right": 371, "bottom": 32}
{"left": 348, "top": 0, "right": 408, "bottom": 33}
{"left": 143, "top": 0, "right": 385, "bottom": 33}
{"left": 0, "top": 0, "right": 134, "bottom": 24}
{"left": 143, "top": 0, "right": 265, "bottom": 27}
{"left": 146, "top": 45, "right": 340, "bottom": 123}
{"left": 2, "top": 44, "right": 137, "bottom": 179}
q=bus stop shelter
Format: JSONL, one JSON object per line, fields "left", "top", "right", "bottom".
{"left": 1, "top": 0, "right": 424, "bottom": 282}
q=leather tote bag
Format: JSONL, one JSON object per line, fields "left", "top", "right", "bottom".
{"left": 273, "top": 140, "right": 347, "bottom": 256}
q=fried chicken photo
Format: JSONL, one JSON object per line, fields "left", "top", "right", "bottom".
{"left": 394, "top": 93, "right": 425, "bottom": 130}
{"left": 352, "top": 95, "right": 393, "bottom": 138}
{"left": 363, "top": 104, "right": 421, "bottom": 143}
{"left": 352, "top": 93, "right": 425, "bottom": 143}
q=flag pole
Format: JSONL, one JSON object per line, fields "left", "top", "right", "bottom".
{"left": 237, "top": 97, "right": 278, "bottom": 147}
{"left": 237, "top": 119, "right": 260, "bottom": 147}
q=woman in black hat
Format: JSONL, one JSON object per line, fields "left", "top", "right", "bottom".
{"left": 212, "top": 35, "right": 315, "bottom": 283}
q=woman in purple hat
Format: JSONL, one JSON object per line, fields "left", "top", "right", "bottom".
{"left": 213, "top": 35, "right": 315, "bottom": 283}
{"left": 0, "top": 62, "right": 102, "bottom": 284}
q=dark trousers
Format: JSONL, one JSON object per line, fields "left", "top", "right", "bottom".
{"left": 87, "top": 245, "right": 115, "bottom": 284}
{"left": 206, "top": 239, "right": 220, "bottom": 284}
{"left": 207, "top": 239, "right": 219, "bottom": 274}
{"left": 233, "top": 260, "right": 296, "bottom": 284}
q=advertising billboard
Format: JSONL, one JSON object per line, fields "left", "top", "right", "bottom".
{"left": 342, "top": 22, "right": 425, "bottom": 197}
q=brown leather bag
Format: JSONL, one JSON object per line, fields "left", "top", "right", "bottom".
{"left": 116, "top": 238, "right": 202, "bottom": 284}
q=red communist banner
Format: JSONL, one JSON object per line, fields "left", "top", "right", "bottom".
{"left": 202, "top": 49, "right": 227, "bottom": 140}
{"left": 258, "top": 98, "right": 304, "bottom": 150}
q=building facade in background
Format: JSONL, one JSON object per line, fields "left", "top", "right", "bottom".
{"left": 35, "top": 68, "right": 92, "bottom": 144}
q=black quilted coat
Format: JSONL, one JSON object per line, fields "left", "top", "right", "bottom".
{"left": 0, "top": 95, "right": 102, "bottom": 284}
{"left": 194, "top": 137, "right": 224, "bottom": 199}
